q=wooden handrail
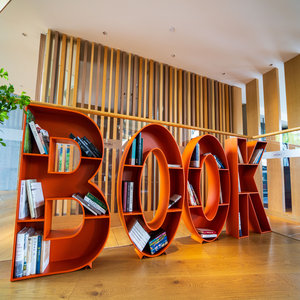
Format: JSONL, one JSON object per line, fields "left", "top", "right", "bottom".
{"left": 252, "top": 127, "right": 300, "bottom": 139}
{"left": 31, "top": 100, "right": 249, "bottom": 138}
{"left": 31, "top": 100, "right": 300, "bottom": 140}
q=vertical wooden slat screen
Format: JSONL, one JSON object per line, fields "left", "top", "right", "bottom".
{"left": 35, "top": 34, "right": 46, "bottom": 101}
{"left": 37, "top": 29, "right": 236, "bottom": 220}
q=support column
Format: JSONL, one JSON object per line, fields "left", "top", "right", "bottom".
{"left": 263, "top": 68, "right": 284, "bottom": 215}
{"left": 246, "top": 79, "right": 263, "bottom": 196}
{"left": 232, "top": 86, "right": 243, "bottom": 135}
{"left": 285, "top": 54, "right": 300, "bottom": 219}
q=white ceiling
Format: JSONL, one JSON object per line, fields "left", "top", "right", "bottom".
{"left": 0, "top": 0, "right": 299, "bottom": 99}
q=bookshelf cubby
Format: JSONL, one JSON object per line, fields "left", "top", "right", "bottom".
{"left": 182, "top": 134, "right": 230, "bottom": 243}
{"left": 117, "top": 124, "right": 185, "bottom": 258}
{"left": 11, "top": 104, "right": 110, "bottom": 281}
{"left": 225, "top": 138, "right": 271, "bottom": 239}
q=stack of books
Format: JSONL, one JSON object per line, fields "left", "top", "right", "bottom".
{"left": 237, "top": 146, "right": 244, "bottom": 163}
{"left": 249, "top": 148, "right": 264, "bottom": 164}
{"left": 168, "top": 194, "right": 182, "bottom": 209}
{"left": 190, "top": 143, "right": 200, "bottom": 167}
{"left": 24, "top": 110, "right": 49, "bottom": 154}
{"left": 203, "top": 153, "right": 225, "bottom": 169}
{"left": 196, "top": 228, "right": 217, "bottom": 239}
{"left": 187, "top": 181, "right": 200, "bottom": 206}
{"left": 149, "top": 230, "right": 168, "bottom": 255}
{"left": 129, "top": 220, "right": 150, "bottom": 252}
{"left": 19, "top": 179, "right": 45, "bottom": 219}
{"left": 69, "top": 133, "right": 101, "bottom": 158}
{"left": 72, "top": 192, "right": 107, "bottom": 215}
{"left": 14, "top": 227, "right": 50, "bottom": 278}
{"left": 128, "top": 132, "right": 143, "bottom": 165}
{"left": 54, "top": 143, "right": 80, "bottom": 172}
{"left": 122, "top": 181, "right": 134, "bottom": 212}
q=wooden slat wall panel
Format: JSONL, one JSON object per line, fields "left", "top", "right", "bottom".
{"left": 49, "top": 32, "right": 60, "bottom": 103}
{"left": 35, "top": 34, "right": 46, "bottom": 101}
{"left": 37, "top": 30, "right": 236, "bottom": 218}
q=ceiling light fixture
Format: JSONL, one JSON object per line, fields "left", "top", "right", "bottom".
{"left": 102, "top": 31, "right": 108, "bottom": 36}
{"left": 171, "top": 54, "right": 176, "bottom": 58}
{"left": 169, "top": 26, "right": 175, "bottom": 33}
{"left": 269, "top": 63, "right": 273, "bottom": 67}
{"left": 0, "top": 0, "right": 11, "bottom": 13}
{"left": 222, "top": 72, "right": 226, "bottom": 75}
{"left": 22, "top": 33, "right": 27, "bottom": 37}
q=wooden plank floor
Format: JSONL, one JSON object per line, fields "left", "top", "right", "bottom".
{"left": 1, "top": 232, "right": 300, "bottom": 299}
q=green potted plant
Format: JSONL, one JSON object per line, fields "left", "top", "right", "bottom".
{"left": 0, "top": 68, "right": 30, "bottom": 146}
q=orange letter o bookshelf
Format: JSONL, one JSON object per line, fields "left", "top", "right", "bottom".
{"left": 182, "top": 135, "right": 231, "bottom": 243}
{"left": 117, "top": 124, "right": 185, "bottom": 258}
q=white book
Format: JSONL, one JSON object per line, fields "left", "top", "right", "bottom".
{"left": 168, "top": 194, "right": 182, "bottom": 209}
{"left": 19, "top": 180, "right": 29, "bottom": 219}
{"left": 187, "top": 182, "right": 197, "bottom": 206}
{"left": 220, "top": 185, "right": 223, "bottom": 204}
{"left": 22, "top": 227, "right": 34, "bottom": 276}
{"left": 40, "top": 239, "right": 50, "bottom": 273}
{"left": 25, "top": 236, "right": 33, "bottom": 276}
{"left": 35, "top": 124, "right": 48, "bottom": 154}
{"left": 237, "top": 146, "right": 244, "bottom": 163}
{"left": 26, "top": 179, "right": 37, "bottom": 218}
{"left": 14, "top": 227, "right": 28, "bottom": 278}
{"left": 30, "top": 234, "right": 38, "bottom": 275}
{"left": 72, "top": 194, "right": 98, "bottom": 215}
{"left": 29, "top": 121, "right": 45, "bottom": 154}
{"left": 201, "top": 234, "right": 217, "bottom": 238}
{"left": 249, "top": 148, "right": 263, "bottom": 164}
{"left": 133, "top": 221, "right": 150, "bottom": 244}
{"left": 129, "top": 228, "right": 143, "bottom": 251}
{"left": 30, "top": 182, "right": 45, "bottom": 218}
{"left": 128, "top": 182, "right": 134, "bottom": 212}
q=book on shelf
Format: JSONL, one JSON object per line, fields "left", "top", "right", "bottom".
{"left": 23, "top": 109, "right": 35, "bottom": 153}
{"left": 238, "top": 212, "right": 242, "bottom": 237}
{"left": 190, "top": 143, "right": 200, "bottom": 167}
{"left": 128, "top": 219, "right": 150, "bottom": 252}
{"left": 30, "top": 181, "right": 45, "bottom": 219}
{"left": 19, "top": 180, "right": 29, "bottom": 219}
{"left": 129, "top": 138, "right": 136, "bottom": 165}
{"left": 14, "top": 227, "right": 50, "bottom": 278}
{"left": 238, "top": 175, "right": 241, "bottom": 193}
{"left": 249, "top": 148, "right": 264, "bottom": 164}
{"left": 237, "top": 146, "right": 244, "bottom": 163}
{"left": 55, "top": 143, "right": 79, "bottom": 173}
{"left": 148, "top": 229, "right": 168, "bottom": 255}
{"left": 35, "top": 123, "right": 49, "bottom": 154}
{"left": 203, "top": 153, "right": 225, "bottom": 169}
{"left": 167, "top": 164, "right": 181, "bottom": 168}
{"left": 196, "top": 228, "right": 217, "bottom": 239}
{"left": 219, "top": 185, "right": 223, "bottom": 204}
{"left": 187, "top": 181, "right": 200, "bottom": 206}
{"left": 72, "top": 193, "right": 98, "bottom": 215}
{"left": 168, "top": 194, "right": 182, "bottom": 209}
{"left": 122, "top": 181, "right": 134, "bottom": 212}
{"left": 69, "top": 133, "right": 101, "bottom": 158}
{"left": 135, "top": 133, "right": 143, "bottom": 165}
{"left": 84, "top": 192, "right": 107, "bottom": 214}
{"left": 29, "top": 120, "right": 47, "bottom": 154}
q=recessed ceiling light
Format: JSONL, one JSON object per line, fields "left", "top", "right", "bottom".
{"left": 102, "top": 31, "right": 108, "bottom": 36}
{"left": 169, "top": 26, "right": 175, "bottom": 33}
{"left": 171, "top": 54, "right": 176, "bottom": 58}
{"left": 269, "top": 63, "right": 273, "bottom": 67}
{"left": 22, "top": 33, "right": 27, "bottom": 37}
{"left": 222, "top": 72, "right": 226, "bottom": 75}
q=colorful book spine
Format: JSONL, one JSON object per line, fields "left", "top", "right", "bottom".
{"left": 72, "top": 193, "right": 98, "bottom": 215}
{"left": 30, "top": 234, "right": 38, "bottom": 275}
{"left": 65, "top": 144, "right": 70, "bottom": 172}
{"left": 35, "top": 234, "right": 42, "bottom": 274}
{"left": 86, "top": 192, "right": 107, "bottom": 211}
{"left": 29, "top": 121, "right": 45, "bottom": 154}
{"left": 136, "top": 133, "right": 143, "bottom": 165}
{"left": 129, "top": 138, "right": 136, "bottom": 165}
{"left": 122, "top": 181, "right": 128, "bottom": 212}
{"left": 190, "top": 143, "right": 200, "bottom": 167}
{"left": 84, "top": 195, "right": 106, "bottom": 215}
{"left": 14, "top": 227, "right": 27, "bottom": 278}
